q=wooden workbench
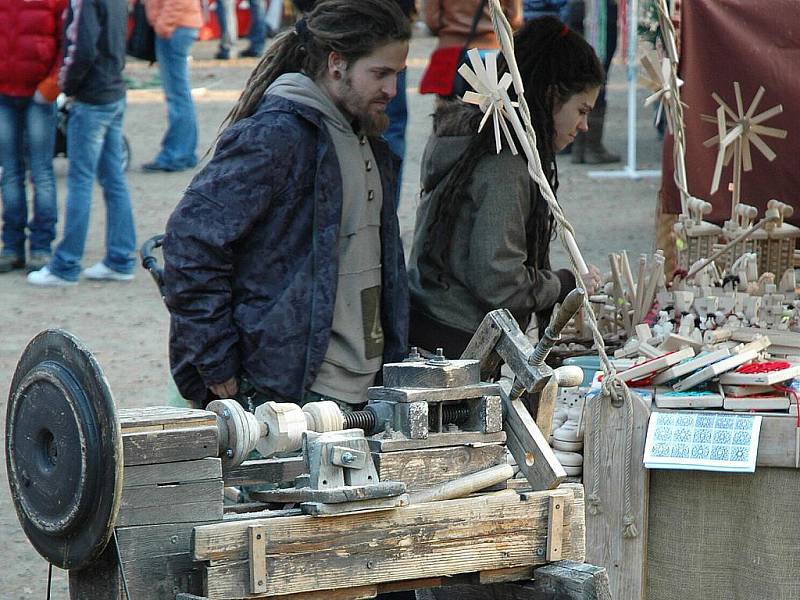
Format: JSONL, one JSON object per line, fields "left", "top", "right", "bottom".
{"left": 68, "top": 407, "right": 609, "bottom": 600}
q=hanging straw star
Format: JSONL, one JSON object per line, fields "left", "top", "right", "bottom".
{"left": 457, "top": 48, "right": 518, "bottom": 155}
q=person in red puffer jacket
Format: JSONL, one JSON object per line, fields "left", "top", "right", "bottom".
{"left": 0, "top": 0, "right": 67, "bottom": 274}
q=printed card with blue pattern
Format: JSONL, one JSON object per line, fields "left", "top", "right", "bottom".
{"left": 643, "top": 411, "right": 762, "bottom": 472}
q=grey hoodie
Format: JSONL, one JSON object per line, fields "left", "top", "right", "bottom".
{"left": 267, "top": 73, "right": 385, "bottom": 404}
{"left": 408, "top": 101, "right": 575, "bottom": 339}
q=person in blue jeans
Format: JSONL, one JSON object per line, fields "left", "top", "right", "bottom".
{"left": 28, "top": 0, "right": 137, "bottom": 286}
{"left": 0, "top": 98, "right": 59, "bottom": 273}
{"left": 143, "top": 28, "right": 201, "bottom": 171}
{"left": 215, "top": 0, "right": 270, "bottom": 59}
{"left": 0, "top": 0, "right": 66, "bottom": 274}
{"left": 141, "top": 0, "right": 203, "bottom": 172}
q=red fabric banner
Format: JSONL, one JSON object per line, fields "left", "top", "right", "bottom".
{"left": 660, "top": 0, "right": 800, "bottom": 225}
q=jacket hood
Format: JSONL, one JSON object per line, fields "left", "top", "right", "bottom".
{"left": 421, "top": 100, "right": 482, "bottom": 191}
{"left": 266, "top": 72, "right": 354, "bottom": 135}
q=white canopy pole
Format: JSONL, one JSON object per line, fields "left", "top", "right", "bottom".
{"left": 588, "top": 0, "right": 660, "bottom": 180}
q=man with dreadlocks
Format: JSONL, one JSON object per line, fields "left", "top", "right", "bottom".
{"left": 162, "top": 0, "right": 410, "bottom": 410}
{"left": 408, "top": 16, "right": 603, "bottom": 358}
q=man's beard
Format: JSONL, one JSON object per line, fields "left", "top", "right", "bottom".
{"left": 359, "top": 111, "right": 390, "bottom": 137}
{"left": 339, "top": 74, "right": 390, "bottom": 137}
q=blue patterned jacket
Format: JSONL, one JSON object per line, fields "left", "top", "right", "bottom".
{"left": 163, "top": 94, "right": 409, "bottom": 405}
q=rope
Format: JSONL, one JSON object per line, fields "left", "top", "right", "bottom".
{"left": 622, "top": 387, "right": 639, "bottom": 538}
{"left": 587, "top": 389, "right": 603, "bottom": 515}
{"left": 487, "top": 0, "right": 638, "bottom": 537}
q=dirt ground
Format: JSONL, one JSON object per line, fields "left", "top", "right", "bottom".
{"left": 0, "top": 29, "right": 662, "bottom": 597}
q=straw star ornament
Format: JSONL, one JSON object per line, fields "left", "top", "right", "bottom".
{"left": 457, "top": 48, "right": 519, "bottom": 155}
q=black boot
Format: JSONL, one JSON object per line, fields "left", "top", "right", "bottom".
{"left": 573, "top": 105, "right": 620, "bottom": 164}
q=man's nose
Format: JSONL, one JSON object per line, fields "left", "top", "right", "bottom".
{"left": 384, "top": 75, "right": 398, "bottom": 99}
{"left": 578, "top": 114, "right": 589, "bottom": 132}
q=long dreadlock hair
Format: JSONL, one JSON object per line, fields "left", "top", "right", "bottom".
{"left": 219, "top": 0, "right": 411, "bottom": 132}
{"left": 424, "top": 16, "right": 604, "bottom": 272}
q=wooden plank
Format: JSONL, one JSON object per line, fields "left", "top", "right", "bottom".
{"left": 372, "top": 444, "right": 506, "bottom": 492}
{"left": 460, "top": 311, "right": 504, "bottom": 381}
{"left": 118, "top": 479, "right": 224, "bottom": 526}
{"left": 123, "top": 457, "right": 221, "bottom": 487}
{"left": 503, "top": 386, "right": 566, "bottom": 490}
{"left": 119, "top": 406, "right": 217, "bottom": 430}
{"left": 367, "top": 383, "right": 501, "bottom": 403}
{"left": 534, "top": 378, "right": 558, "bottom": 439}
{"left": 223, "top": 456, "right": 306, "bottom": 486}
{"left": 117, "top": 522, "right": 208, "bottom": 598}
{"left": 367, "top": 431, "right": 506, "bottom": 452}
{"left": 249, "top": 526, "right": 267, "bottom": 595}
{"left": 71, "top": 522, "right": 213, "bottom": 600}
{"left": 122, "top": 425, "right": 218, "bottom": 465}
{"left": 195, "top": 485, "right": 585, "bottom": 598}
{"left": 584, "top": 392, "right": 650, "bottom": 600}
{"left": 751, "top": 414, "right": 796, "bottom": 468}
{"left": 69, "top": 543, "right": 123, "bottom": 600}
{"left": 477, "top": 566, "right": 534, "bottom": 584}
{"left": 547, "top": 491, "right": 567, "bottom": 561}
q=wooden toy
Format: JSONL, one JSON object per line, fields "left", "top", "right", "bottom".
{"left": 654, "top": 387, "right": 724, "bottom": 409}
{"left": 722, "top": 383, "right": 774, "bottom": 397}
{"left": 718, "top": 361, "right": 800, "bottom": 386}
{"left": 672, "top": 336, "right": 770, "bottom": 391}
{"left": 652, "top": 347, "right": 732, "bottom": 385}
{"left": 617, "top": 347, "right": 695, "bottom": 383}
{"left": 723, "top": 394, "right": 790, "bottom": 411}
{"left": 702, "top": 83, "right": 787, "bottom": 213}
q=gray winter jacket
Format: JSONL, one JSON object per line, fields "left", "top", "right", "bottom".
{"left": 407, "top": 101, "right": 574, "bottom": 345}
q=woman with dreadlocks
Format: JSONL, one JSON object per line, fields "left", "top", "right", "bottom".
{"left": 407, "top": 16, "right": 604, "bottom": 357}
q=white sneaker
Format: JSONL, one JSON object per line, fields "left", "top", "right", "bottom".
{"left": 83, "top": 261, "right": 134, "bottom": 281}
{"left": 27, "top": 266, "right": 77, "bottom": 287}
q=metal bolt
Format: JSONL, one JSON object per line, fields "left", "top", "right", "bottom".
{"left": 258, "top": 580, "right": 264, "bottom": 587}
{"left": 426, "top": 347, "right": 451, "bottom": 366}
{"left": 170, "top": 535, "right": 178, "bottom": 544}
{"left": 366, "top": 560, "right": 374, "bottom": 569}
{"left": 257, "top": 533, "right": 262, "bottom": 540}
{"left": 535, "top": 548, "right": 545, "bottom": 557}
{"left": 222, "top": 408, "right": 231, "bottom": 420}
{"left": 341, "top": 451, "right": 355, "bottom": 465}
{"left": 225, "top": 448, "right": 234, "bottom": 458}
{"left": 404, "top": 346, "right": 423, "bottom": 362}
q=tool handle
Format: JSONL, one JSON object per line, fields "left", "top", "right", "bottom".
{"left": 529, "top": 288, "right": 586, "bottom": 367}
{"left": 549, "top": 288, "right": 586, "bottom": 338}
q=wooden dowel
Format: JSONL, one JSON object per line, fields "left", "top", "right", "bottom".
{"left": 634, "top": 254, "right": 647, "bottom": 324}
{"left": 609, "top": 253, "right": 632, "bottom": 336}
{"left": 407, "top": 464, "right": 516, "bottom": 505}
{"left": 640, "top": 254, "right": 665, "bottom": 322}
{"left": 621, "top": 250, "right": 637, "bottom": 304}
